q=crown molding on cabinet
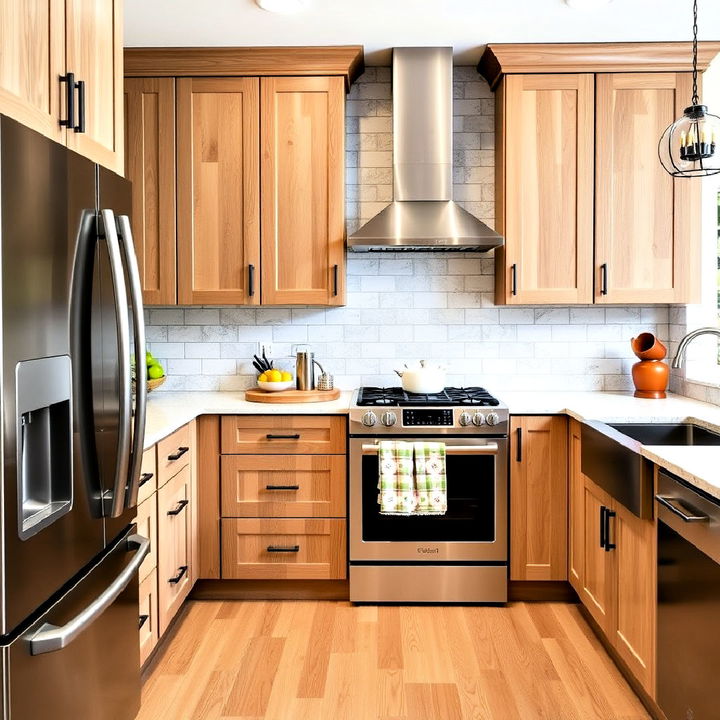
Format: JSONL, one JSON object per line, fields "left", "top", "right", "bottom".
{"left": 478, "top": 41, "right": 720, "bottom": 89}
{"left": 124, "top": 45, "right": 365, "bottom": 90}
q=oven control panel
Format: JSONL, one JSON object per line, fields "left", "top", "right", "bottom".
{"left": 402, "top": 409, "right": 454, "bottom": 426}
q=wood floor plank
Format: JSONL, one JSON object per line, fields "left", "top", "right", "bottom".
{"left": 296, "top": 602, "right": 337, "bottom": 698}
{"left": 378, "top": 606, "right": 404, "bottom": 670}
{"left": 376, "top": 669, "right": 406, "bottom": 719}
{"left": 405, "top": 683, "right": 463, "bottom": 720}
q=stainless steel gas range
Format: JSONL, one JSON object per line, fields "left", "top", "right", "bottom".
{"left": 348, "top": 386, "right": 508, "bottom": 603}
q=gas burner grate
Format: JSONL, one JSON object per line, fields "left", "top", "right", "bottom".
{"left": 356, "top": 386, "right": 500, "bottom": 407}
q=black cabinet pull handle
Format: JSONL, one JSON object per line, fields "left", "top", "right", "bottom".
{"left": 511, "top": 263, "right": 518, "bottom": 296}
{"left": 266, "top": 545, "right": 300, "bottom": 553}
{"left": 167, "top": 499, "right": 189, "bottom": 516}
{"left": 138, "top": 614, "right": 149, "bottom": 630}
{"left": 139, "top": 472, "right": 154, "bottom": 487}
{"left": 600, "top": 506, "right": 607, "bottom": 549}
{"left": 265, "top": 434, "right": 300, "bottom": 440}
{"left": 604, "top": 509, "right": 616, "bottom": 551}
{"left": 515, "top": 427, "right": 522, "bottom": 462}
{"left": 333, "top": 264, "right": 339, "bottom": 296}
{"left": 74, "top": 79, "right": 85, "bottom": 133}
{"left": 167, "top": 446, "right": 189, "bottom": 461}
{"left": 600, "top": 263, "right": 608, "bottom": 296}
{"left": 60, "top": 73, "right": 75, "bottom": 129}
{"left": 248, "top": 264, "right": 255, "bottom": 297}
{"left": 266, "top": 484, "right": 300, "bottom": 491}
{"left": 168, "top": 566, "right": 188, "bottom": 584}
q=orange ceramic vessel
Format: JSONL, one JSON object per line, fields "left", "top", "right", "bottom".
{"left": 630, "top": 332, "right": 669, "bottom": 398}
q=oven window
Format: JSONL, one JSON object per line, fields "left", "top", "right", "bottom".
{"left": 361, "top": 453, "right": 497, "bottom": 542}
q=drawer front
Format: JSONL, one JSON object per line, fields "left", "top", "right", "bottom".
{"left": 135, "top": 493, "right": 157, "bottom": 582}
{"left": 139, "top": 568, "right": 158, "bottom": 667}
{"left": 157, "top": 424, "right": 192, "bottom": 488}
{"left": 138, "top": 447, "right": 157, "bottom": 505}
{"left": 157, "top": 464, "right": 192, "bottom": 635}
{"left": 221, "top": 415, "right": 346, "bottom": 455}
{"left": 221, "top": 455, "right": 346, "bottom": 518}
{"left": 221, "top": 518, "right": 346, "bottom": 580}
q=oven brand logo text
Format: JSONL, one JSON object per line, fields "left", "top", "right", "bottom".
{"left": 417, "top": 547, "right": 439, "bottom": 554}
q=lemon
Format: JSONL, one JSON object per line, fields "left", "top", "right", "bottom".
{"left": 267, "top": 369, "right": 282, "bottom": 382}
{"left": 258, "top": 373, "right": 268, "bottom": 383}
{"left": 280, "top": 371, "right": 292, "bottom": 382}
{"left": 148, "top": 364, "right": 164, "bottom": 380}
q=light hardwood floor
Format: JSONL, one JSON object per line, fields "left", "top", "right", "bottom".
{"left": 137, "top": 600, "right": 650, "bottom": 720}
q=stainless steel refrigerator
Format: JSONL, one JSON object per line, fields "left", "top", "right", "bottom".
{"left": 0, "top": 116, "right": 148, "bottom": 719}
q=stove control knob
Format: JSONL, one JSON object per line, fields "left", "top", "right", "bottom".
{"left": 380, "top": 411, "right": 397, "bottom": 427}
{"left": 472, "top": 412, "right": 485, "bottom": 426}
{"left": 361, "top": 411, "right": 378, "bottom": 427}
{"left": 459, "top": 412, "right": 473, "bottom": 427}
{"left": 485, "top": 412, "right": 500, "bottom": 427}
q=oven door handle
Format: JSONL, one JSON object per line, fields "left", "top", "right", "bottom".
{"left": 361, "top": 443, "right": 499, "bottom": 455}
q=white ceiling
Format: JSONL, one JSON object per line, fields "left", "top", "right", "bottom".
{"left": 124, "top": 0, "right": 720, "bottom": 65}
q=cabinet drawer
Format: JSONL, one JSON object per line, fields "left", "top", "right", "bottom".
{"left": 157, "top": 424, "right": 192, "bottom": 487}
{"left": 157, "top": 464, "right": 192, "bottom": 636}
{"left": 138, "top": 568, "right": 158, "bottom": 667}
{"left": 138, "top": 447, "right": 157, "bottom": 505}
{"left": 221, "top": 455, "right": 346, "bottom": 518}
{"left": 134, "top": 494, "right": 157, "bottom": 582}
{"left": 221, "top": 416, "right": 346, "bottom": 455}
{"left": 221, "top": 518, "right": 346, "bottom": 580}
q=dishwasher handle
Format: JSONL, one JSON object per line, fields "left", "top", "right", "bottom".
{"left": 656, "top": 495, "right": 709, "bottom": 523}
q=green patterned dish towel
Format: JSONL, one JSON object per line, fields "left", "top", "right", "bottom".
{"left": 413, "top": 441, "right": 447, "bottom": 515}
{"left": 378, "top": 441, "right": 416, "bottom": 514}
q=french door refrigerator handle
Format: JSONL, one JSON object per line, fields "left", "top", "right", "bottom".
{"left": 101, "top": 209, "right": 132, "bottom": 518}
{"left": 29, "top": 534, "right": 150, "bottom": 655}
{"left": 116, "top": 214, "right": 147, "bottom": 510}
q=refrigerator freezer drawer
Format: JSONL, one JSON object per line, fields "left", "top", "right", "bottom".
{"left": 2, "top": 526, "right": 145, "bottom": 720}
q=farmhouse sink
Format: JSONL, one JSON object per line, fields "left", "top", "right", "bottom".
{"left": 608, "top": 422, "right": 720, "bottom": 447}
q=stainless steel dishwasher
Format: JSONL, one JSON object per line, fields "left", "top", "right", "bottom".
{"left": 656, "top": 470, "right": 720, "bottom": 720}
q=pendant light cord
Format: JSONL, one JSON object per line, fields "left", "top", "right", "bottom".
{"left": 692, "top": 0, "right": 699, "bottom": 105}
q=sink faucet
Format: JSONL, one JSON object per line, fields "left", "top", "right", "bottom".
{"left": 671, "top": 327, "right": 720, "bottom": 368}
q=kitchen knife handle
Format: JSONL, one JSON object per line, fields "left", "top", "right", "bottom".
{"left": 266, "top": 484, "right": 300, "bottom": 491}
{"left": 333, "top": 264, "right": 339, "bottom": 296}
{"left": 511, "top": 263, "right": 518, "bottom": 296}
{"left": 166, "top": 499, "right": 189, "bottom": 517}
{"left": 604, "top": 509, "right": 616, "bottom": 551}
{"left": 60, "top": 73, "right": 75, "bottom": 129}
{"left": 267, "top": 545, "right": 300, "bottom": 553}
{"left": 600, "top": 263, "right": 608, "bottom": 296}
{"left": 515, "top": 427, "right": 522, "bottom": 462}
{"left": 167, "top": 446, "right": 189, "bottom": 461}
{"left": 248, "top": 264, "right": 255, "bottom": 297}
{"left": 168, "top": 566, "right": 188, "bottom": 584}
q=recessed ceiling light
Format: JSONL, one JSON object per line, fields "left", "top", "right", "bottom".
{"left": 564, "top": 0, "right": 613, "bottom": 8}
{"left": 256, "top": 0, "right": 309, "bottom": 13}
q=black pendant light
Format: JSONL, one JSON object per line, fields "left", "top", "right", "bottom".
{"left": 658, "top": 0, "right": 720, "bottom": 177}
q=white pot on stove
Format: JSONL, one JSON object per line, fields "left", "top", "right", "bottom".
{"left": 394, "top": 361, "right": 447, "bottom": 394}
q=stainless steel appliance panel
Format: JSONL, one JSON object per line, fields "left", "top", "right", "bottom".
{"left": 656, "top": 470, "right": 720, "bottom": 720}
{"left": 3, "top": 527, "right": 146, "bottom": 720}
{"left": 1, "top": 118, "right": 105, "bottom": 634}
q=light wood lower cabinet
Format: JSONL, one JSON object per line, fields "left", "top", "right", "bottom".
{"left": 138, "top": 568, "right": 158, "bottom": 666}
{"left": 510, "top": 415, "right": 568, "bottom": 580}
{"left": 221, "top": 518, "right": 346, "bottom": 580}
{"left": 135, "top": 493, "right": 157, "bottom": 584}
{"left": 568, "top": 419, "right": 584, "bottom": 593}
{"left": 157, "top": 463, "right": 193, "bottom": 635}
{"left": 157, "top": 423, "right": 192, "bottom": 487}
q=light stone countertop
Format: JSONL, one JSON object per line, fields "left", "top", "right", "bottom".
{"left": 144, "top": 389, "right": 720, "bottom": 502}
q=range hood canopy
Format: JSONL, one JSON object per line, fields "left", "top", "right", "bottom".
{"left": 348, "top": 47, "right": 503, "bottom": 253}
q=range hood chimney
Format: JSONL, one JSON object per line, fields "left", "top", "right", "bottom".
{"left": 348, "top": 47, "right": 503, "bottom": 252}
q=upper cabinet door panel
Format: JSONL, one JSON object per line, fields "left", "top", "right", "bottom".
{"left": 595, "top": 72, "right": 700, "bottom": 304}
{"left": 65, "top": 0, "right": 123, "bottom": 173}
{"left": 0, "top": 0, "right": 65, "bottom": 143}
{"left": 124, "top": 78, "right": 177, "bottom": 305}
{"left": 176, "top": 78, "right": 260, "bottom": 305}
{"left": 501, "top": 74, "right": 594, "bottom": 305}
{"left": 260, "top": 76, "right": 345, "bottom": 306}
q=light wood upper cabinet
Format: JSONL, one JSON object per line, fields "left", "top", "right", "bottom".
{"left": 177, "top": 77, "right": 260, "bottom": 305}
{"left": 595, "top": 72, "right": 700, "bottom": 304}
{"left": 510, "top": 415, "right": 568, "bottom": 581}
{"left": 496, "top": 74, "right": 594, "bottom": 305}
{"left": 65, "top": 0, "right": 123, "bottom": 173}
{"left": 124, "top": 78, "right": 177, "bottom": 305}
{"left": 260, "top": 76, "right": 345, "bottom": 305}
{"left": 0, "top": 0, "right": 65, "bottom": 143}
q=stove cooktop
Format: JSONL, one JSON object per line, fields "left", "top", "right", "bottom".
{"left": 356, "top": 386, "right": 501, "bottom": 407}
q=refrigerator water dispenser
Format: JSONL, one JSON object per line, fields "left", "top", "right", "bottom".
{"left": 16, "top": 355, "right": 73, "bottom": 539}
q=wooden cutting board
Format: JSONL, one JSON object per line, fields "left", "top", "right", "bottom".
{"left": 245, "top": 387, "right": 341, "bottom": 403}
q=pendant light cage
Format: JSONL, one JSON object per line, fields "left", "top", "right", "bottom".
{"left": 658, "top": 0, "right": 720, "bottom": 177}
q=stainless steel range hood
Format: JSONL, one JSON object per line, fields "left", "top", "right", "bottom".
{"left": 348, "top": 47, "right": 503, "bottom": 253}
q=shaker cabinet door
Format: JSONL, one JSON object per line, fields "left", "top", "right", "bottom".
{"left": 260, "top": 76, "right": 346, "bottom": 306}
{"left": 176, "top": 77, "right": 261, "bottom": 305}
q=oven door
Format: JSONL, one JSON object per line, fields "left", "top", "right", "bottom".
{"left": 349, "top": 436, "right": 507, "bottom": 562}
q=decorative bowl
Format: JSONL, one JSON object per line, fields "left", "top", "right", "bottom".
{"left": 257, "top": 380, "right": 294, "bottom": 392}
{"left": 147, "top": 376, "right": 167, "bottom": 392}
